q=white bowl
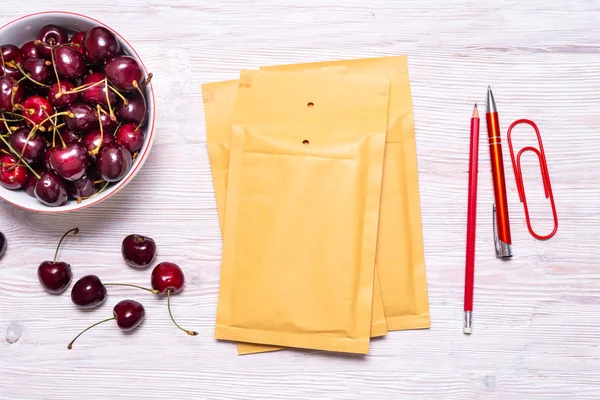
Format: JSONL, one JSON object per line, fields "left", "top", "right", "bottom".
{"left": 0, "top": 11, "right": 155, "bottom": 213}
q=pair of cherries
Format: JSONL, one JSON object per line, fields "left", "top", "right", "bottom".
{"left": 36, "top": 228, "right": 197, "bottom": 349}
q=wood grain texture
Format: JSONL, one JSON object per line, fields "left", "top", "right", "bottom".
{"left": 2, "top": 1, "right": 600, "bottom": 398}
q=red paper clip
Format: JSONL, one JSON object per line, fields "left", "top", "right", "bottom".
{"left": 507, "top": 119, "right": 558, "bottom": 240}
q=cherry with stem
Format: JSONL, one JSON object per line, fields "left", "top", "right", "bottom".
{"left": 0, "top": 113, "right": 40, "bottom": 179}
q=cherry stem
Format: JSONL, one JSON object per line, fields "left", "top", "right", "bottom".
{"left": 104, "top": 283, "right": 159, "bottom": 294}
{"left": 67, "top": 317, "right": 115, "bottom": 349}
{"left": 104, "top": 79, "right": 116, "bottom": 120}
{"left": 56, "top": 79, "right": 106, "bottom": 98}
{"left": 38, "top": 111, "right": 74, "bottom": 133}
{"left": 0, "top": 114, "right": 40, "bottom": 179}
{"left": 108, "top": 85, "right": 128, "bottom": 105}
{"left": 167, "top": 289, "right": 198, "bottom": 336}
{"left": 91, "top": 105, "right": 104, "bottom": 155}
{"left": 49, "top": 47, "right": 62, "bottom": 89}
{"left": 12, "top": 107, "right": 39, "bottom": 127}
{"left": 7, "top": 62, "right": 49, "bottom": 88}
{"left": 132, "top": 80, "right": 147, "bottom": 131}
{"left": 53, "top": 227, "right": 79, "bottom": 263}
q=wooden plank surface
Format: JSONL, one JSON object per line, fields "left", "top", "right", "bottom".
{"left": 1, "top": 1, "right": 599, "bottom": 398}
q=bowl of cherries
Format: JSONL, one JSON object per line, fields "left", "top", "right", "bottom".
{"left": 0, "top": 12, "right": 155, "bottom": 212}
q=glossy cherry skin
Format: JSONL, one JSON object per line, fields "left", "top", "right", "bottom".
{"left": 24, "top": 167, "right": 44, "bottom": 197}
{"left": 116, "top": 94, "right": 145, "bottom": 124}
{"left": 48, "top": 143, "right": 89, "bottom": 181}
{"left": 0, "top": 232, "right": 5, "bottom": 257}
{"left": 23, "top": 57, "right": 54, "bottom": 85}
{"left": 0, "top": 76, "right": 24, "bottom": 111}
{"left": 71, "top": 275, "right": 107, "bottom": 309}
{"left": 80, "top": 72, "right": 117, "bottom": 107}
{"left": 122, "top": 234, "right": 156, "bottom": 268}
{"left": 64, "top": 103, "right": 98, "bottom": 133}
{"left": 96, "top": 143, "right": 132, "bottom": 182}
{"left": 82, "top": 129, "right": 115, "bottom": 158}
{"left": 105, "top": 56, "right": 142, "bottom": 92}
{"left": 113, "top": 300, "right": 145, "bottom": 331}
{"left": 99, "top": 111, "right": 117, "bottom": 131}
{"left": 83, "top": 27, "right": 121, "bottom": 64}
{"left": 70, "top": 32, "right": 85, "bottom": 53}
{"left": 38, "top": 261, "right": 73, "bottom": 294}
{"left": 54, "top": 45, "right": 86, "bottom": 80}
{"left": 36, "top": 24, "right": 68, "bottom": 59}
{"left": 20, "top": 95, "right": 53, "bottom": 128}
{"left": 67, "top": 176, "right": 95, "bottom": 199}
{"left": 48, "top": 81, "right": 79, "bottom": 108}
{"left": 115, "top": 123, "right": 144, "bottom": 152}
{"left": 9, "top": 128, "right": 47, "bottom": 164}
{"left": 59, "top": 127, "right": 81, "bottom": 145}
{"left": 34, "top": 171, "right": 68, "bottom": 207}
{"left": 0, "top": 45, "right": 24, "bottom": 79}
{"left": 151, "top": 262, "right": 185, "bottom": 294}
{"left": 44, "top": 147, "right": 59, "bottom": 170}
{"left": 21, "top": 41, "right": 39, "bottom": 59}
{"left": 0, "top": 154, "right": 29, "bottom": 190}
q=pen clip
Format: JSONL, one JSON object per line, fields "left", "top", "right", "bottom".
{"left": 492, "top": 204, "right": 513, "bottom": 258}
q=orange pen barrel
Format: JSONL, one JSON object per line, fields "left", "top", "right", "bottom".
{"left": 486, "top": 111, "right": 512, "bottom": 245}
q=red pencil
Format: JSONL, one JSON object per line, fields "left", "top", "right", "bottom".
{"left": 464, "top": 104, "right": 479, "bottom": 334}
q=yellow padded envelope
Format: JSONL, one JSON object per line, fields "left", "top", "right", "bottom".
{"left": 213, "top": 69, "right": 389, "bottom": 354}
{"left": 263, "top": 56, "right": 430, "bottom": 331}
{"left": 202, "top": 69, "right": 388, "bottom": 356}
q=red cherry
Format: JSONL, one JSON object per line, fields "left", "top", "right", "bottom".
{"left": 82, "top": 129, "right": 115, "bottom": 159}
{"left": 0, "top": 154, "right": 29, "bottom": 190}
{"left": 67, "top": 299, "right": 145, "bottom": 349}
{"left": 35, "top": 24, "right": 68, "bottom": 59}
{"left": 70, "top": 274, "right": 107, "bottom": 309}
{"left": 0, "top": 45, "right": 24, "bottom": 79}
{"left": 21, "top": 41, "right": 39, "bottom": 58}
{"left": 23, "top": 57, "right": 54, "bottom": 85}
{"left": 24, "top": 167, "right": 44, "bottom": 198}
{"left": 37, "top": 228, "right": 78, "bottom": 294}
{"left": 150, "top": 262, "right": 197, "bottom": 336}
{"left": 9, "top": 128, "right": 47, "bottom": 164}
{"left": 115, "top": 123, "right": 144, "bottom": 152}
{"left": 69, "top": 32, "right": 85, "bottom": 54}
{"left": 20, "top": 96, "right": 54, "bottom": 128}
{"left": 105, "top": 56, "right": 142, "bottom": 92}
{"left": 54, "top": 45, "right": 86, "bottom": 80}
{"left": 34, "top": 171, "right": 68, "bottom": 207}
{"left": 80, "top": 72, "right": 117, "bottom": 108}
{"left": 0, "top": 76, "right": 24, "bottom": 112}
{"left": 122, "top": 234, "right": 156, "bottom": 268}
{"left": 82, "top": 27, "right": 121, "bottom": 64}
{"left": 96, "top": 143, "right": 132, "bottom": 182}
{"left": 48, "top": 143, "right": 89, "bottom": 181}
{"left": 48, "top": 81, "right": 79, "bottom": 108}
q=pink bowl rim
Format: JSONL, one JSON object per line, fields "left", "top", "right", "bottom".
{"left": 0, "top": 10, "right": 156, "bottom": 214}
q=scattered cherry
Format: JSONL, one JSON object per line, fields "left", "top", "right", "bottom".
{"left": 34, "top": 171, "right": 68, "bottom": 207}
{"left": 71, "top": 274, "right": 156, "bottom": 310}
{"left": 0, "top": 45, "right": 24, "bottom": 79}
{"left": 96, "top": 143, "right": 132, "bottom": 182}
{"left": 0, "top": 232, "right": 5, "bottom": 257}
{"left": 151, "top": 262, "right": 198, "bottom": 336}
{"left": 122, "top": 234, "right": 156, "bottom": 269}
{"left": 115, "top": 123, "right": 144, "bottom": 152}
{"left": 67, "top": 299, "right": 145, "bottom": 349}
{"left": 0, "top": 76, "right": 24, "bottom": 111}
{"left": 23, "top": 57, "right": 54, "bottom": 85}
{"left": 71, "top": 274, "right": 108, "bottom": 309}
{"left": 9, "top": 128, "right": 47, "bottom": 164}
{"left": 105, "top": 56, "right": 142, "bottom": 92}
{"left": 35, "top": 24, "right": 68, "bottom": 59}
{"left": 54, "top": 45, "right": 86, "bottom": 80}
{"left": 48, "top": 81, "right": 79, "bottom": 108}
{"left": 21, "top": 41, "right": 39, "bottom": 59}
{"left": 83, "top": 27, "right": 121, "bottom": 64}
{"left": 37, "top": 227, "right": 78, "bottom": 294}
{"left": 0, "top": 154, "right": 29, "bottom": 190}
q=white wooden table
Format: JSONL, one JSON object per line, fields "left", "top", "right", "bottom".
{"left": 2, "top": 1, "right": 599, "bottom": 399}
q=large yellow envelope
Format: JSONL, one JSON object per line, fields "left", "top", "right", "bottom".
{"left": 202, "top": 69, "right": 388, "bottom": 355}
{"left": 262, "top": 56, "right": 430, "bottom": 331}
{"left": 213, "top": 69, "right": 389, "bottom": 354}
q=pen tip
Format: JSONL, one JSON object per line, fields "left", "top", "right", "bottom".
{"left": 488, "top": 85, "right": 491, "bottom": 91}
{"left": 474, "top": 103, "right": 477, "bottom": 108}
